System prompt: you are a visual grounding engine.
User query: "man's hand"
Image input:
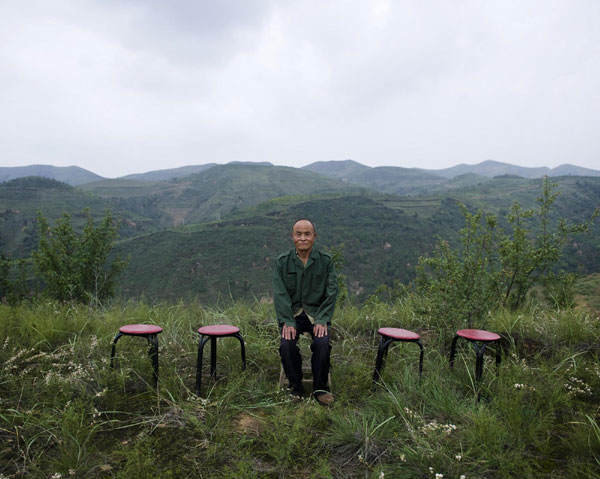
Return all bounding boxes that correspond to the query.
[314,323,328,338]
[281,324,297,340]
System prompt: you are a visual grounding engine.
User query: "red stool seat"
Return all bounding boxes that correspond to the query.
[373,327,424,384]
[196,324,246,396]
[378,327,420,341]
[120,324,163,335]
[198,325,240,336]
[456,329,500,342]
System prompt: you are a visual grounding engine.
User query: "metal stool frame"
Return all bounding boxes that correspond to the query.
[449,329,501,382]
[110,325,162,388]
[195,326,246,396]
[373,328,424,385]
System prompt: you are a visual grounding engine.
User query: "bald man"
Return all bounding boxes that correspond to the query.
[272,219,338,405]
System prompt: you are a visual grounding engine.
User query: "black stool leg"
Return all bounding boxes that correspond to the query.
[147,334,159,387]
[473,342,487,382]
[416,339,424,380]
[210,337,217,378]
[110,332,124,368]
[233,333,246,371]
[495,341,501,376]
[449,335,460,369]
[373,338,393,383]
[196,335,210,396]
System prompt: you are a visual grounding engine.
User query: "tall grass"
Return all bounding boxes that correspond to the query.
[1,299,599,478]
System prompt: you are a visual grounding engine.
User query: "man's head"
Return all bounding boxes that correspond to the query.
[292,219,316,254]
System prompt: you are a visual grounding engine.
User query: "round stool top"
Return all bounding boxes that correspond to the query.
[119,324,163,335]
[198,324,240,336]
[457,329,500,341]
[378,327,420,341]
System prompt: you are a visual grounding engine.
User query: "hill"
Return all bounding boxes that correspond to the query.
[304,160,600,192]
[0,177,159,257]
[0,165,104,185]
[114,194,455,302]
[114,175,600,303]
[82,163,366,226]
[119,164,217,182]
[301,159,371,181]
[1,168,598,304]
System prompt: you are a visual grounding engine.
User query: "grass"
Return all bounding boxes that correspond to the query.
[1,298,599,478]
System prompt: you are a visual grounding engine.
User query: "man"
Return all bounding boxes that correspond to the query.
[273,219,338,405]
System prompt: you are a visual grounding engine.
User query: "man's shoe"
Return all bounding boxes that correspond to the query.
[288,384,305,402]
[314,391,334,406]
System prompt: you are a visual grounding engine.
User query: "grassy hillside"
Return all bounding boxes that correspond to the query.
[0,177,159,257]
[112,175,600,303]
[84,163,366,227]
[1,299,599,478]
[2,172,598,304]
[113,194,462,302]
[119,164,217,182]
[0,165,104,185]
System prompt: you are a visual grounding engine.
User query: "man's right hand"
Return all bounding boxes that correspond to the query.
[281,324,297,340]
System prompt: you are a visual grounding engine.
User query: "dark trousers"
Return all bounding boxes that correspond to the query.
[279,312,331,395]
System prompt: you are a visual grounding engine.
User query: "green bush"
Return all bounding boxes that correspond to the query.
[32,209,128,304]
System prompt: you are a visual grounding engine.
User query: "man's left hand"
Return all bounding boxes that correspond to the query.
[314,323,328,338]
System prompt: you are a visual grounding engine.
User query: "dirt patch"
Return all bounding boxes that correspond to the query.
[233,412,262,435]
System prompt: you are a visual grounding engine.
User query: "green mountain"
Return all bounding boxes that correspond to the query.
[113,175,600,303]
[304,160,600,190]
[82,163,366,226]
[550,164,600,177]
[0,177,158,257]
[114,194,456,302]
[0,165,104,185]
[431,160,552,178]
[301,159,371,181]
[119,164,217,182]
[1,166,598,304]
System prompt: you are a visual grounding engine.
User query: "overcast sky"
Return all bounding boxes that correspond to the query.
[1,0,599,178]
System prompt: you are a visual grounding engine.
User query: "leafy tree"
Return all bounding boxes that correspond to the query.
[498,177,598,309]
[0,253,9,300]
[0,250,30,305]
[415,206,502,329]
[329,243,349,304]
[33,210,128,304]
[415,177,597,329]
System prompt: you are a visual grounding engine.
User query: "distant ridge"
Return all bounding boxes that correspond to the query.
[304,159,600,181]
[302,159,371,181]
[0,165,104,186]
[2,160,598,188]
[120,164,217,182]
[428,159,600,179]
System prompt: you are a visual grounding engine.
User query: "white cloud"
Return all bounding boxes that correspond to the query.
[0,0,599,177]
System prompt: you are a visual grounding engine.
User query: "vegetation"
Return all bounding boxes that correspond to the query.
[0,296,599,478]
[33,210,128,305]
[415,178,598,331]
[1,165,600,477]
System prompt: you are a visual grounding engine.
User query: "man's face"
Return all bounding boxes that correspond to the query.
[292,220,316,254]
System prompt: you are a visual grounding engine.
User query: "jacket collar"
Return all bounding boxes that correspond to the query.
[293,247,318,268]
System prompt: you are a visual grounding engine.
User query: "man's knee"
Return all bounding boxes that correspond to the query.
[311,335,330,352]
[280,338,298,355]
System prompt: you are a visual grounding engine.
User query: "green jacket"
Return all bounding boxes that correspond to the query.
[273,248,338,327]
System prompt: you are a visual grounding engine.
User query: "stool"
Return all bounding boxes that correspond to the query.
[449,329,501,382]
[196,324,246,396]
[110,324,163,387]
[373,327,424,384]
